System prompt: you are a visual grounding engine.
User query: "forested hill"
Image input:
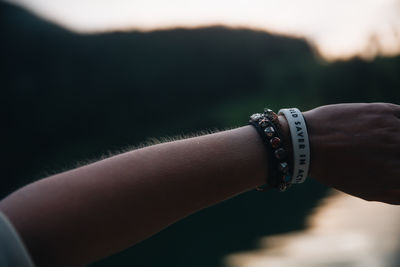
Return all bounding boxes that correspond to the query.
[1,0,314,104]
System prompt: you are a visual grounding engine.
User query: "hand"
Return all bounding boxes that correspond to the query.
[302,103,400,205]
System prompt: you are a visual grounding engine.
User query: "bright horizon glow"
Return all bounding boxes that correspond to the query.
[10,0,400,60]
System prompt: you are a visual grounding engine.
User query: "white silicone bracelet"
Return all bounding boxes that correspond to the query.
[278,108,310,184]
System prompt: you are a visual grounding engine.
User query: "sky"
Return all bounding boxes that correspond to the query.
[10,0,400,60]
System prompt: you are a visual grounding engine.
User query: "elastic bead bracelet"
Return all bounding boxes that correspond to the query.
[249,109,291,192]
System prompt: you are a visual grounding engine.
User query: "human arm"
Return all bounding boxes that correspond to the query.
[0,102,399,267]
[0,125,271,267]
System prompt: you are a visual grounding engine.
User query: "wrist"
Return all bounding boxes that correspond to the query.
[248,107,311,190]
[301,110,318,179]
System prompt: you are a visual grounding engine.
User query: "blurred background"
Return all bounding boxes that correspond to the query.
[1,0,400,266]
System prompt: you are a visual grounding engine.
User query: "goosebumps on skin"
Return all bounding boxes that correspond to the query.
[0,103,399,267]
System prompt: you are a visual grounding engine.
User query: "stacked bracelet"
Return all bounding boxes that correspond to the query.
[249,109,291,192]
[249,107,310,191]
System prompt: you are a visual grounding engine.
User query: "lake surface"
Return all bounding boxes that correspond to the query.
[224,190,400,267]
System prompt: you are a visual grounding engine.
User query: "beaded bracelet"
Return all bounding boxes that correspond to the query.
[249,109,291,192]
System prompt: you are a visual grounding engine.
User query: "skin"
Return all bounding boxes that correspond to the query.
[0,102,399,267]
[304,103,400,204]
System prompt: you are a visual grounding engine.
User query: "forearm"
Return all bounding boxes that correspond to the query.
[0,125,269,266]
[3,103,399,266]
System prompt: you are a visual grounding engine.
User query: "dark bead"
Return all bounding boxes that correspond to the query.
[264,108,273,114]
[274,148,286,159]
[270,137,281,148]
[271,113,279,122]
[264,126,275,137]
[265,110,278,122]
[279,182,288,192]
[258,118,269,127]
[250,113,263,122]
[278,162,289,173]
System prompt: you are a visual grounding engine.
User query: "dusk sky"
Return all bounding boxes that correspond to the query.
[10,0,400,59]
